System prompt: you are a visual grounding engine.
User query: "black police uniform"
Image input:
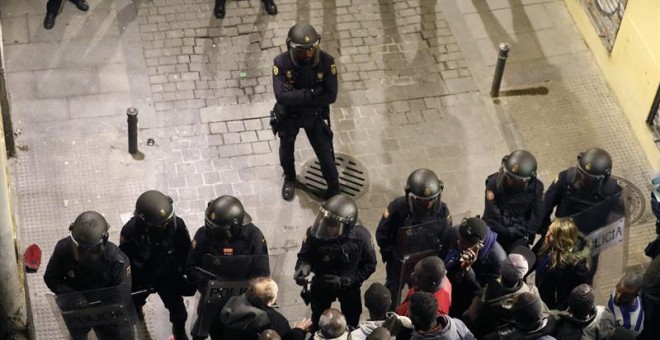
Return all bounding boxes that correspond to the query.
[542,167,623,283]
[482,172,544,253]
[272,50,339,193]
[297,224,376,328]
[119,216,191,326]
[44,237,131,339]
[542,167,623,229]
[376,196,451,309]
[186,223,269,340]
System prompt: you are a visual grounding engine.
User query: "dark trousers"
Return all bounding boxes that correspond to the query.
[310,281,362,328]
[191,294,225,340]
[133,285,187,325]
[46,0,65,14]
[384,259,404,311]
[278,114,339,189]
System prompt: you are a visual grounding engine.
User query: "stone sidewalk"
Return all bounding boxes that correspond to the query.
[0,0,655,338]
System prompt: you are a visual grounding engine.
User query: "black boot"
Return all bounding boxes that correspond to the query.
[264,0,277,15]
[69,0,89,12]
[214,2,226,19]
[43,13,56,30]
[282,177,296,201]
[172,322,188,340]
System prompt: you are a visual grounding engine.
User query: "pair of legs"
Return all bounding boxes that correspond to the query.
[213,0,277,19]
[310,281,362,329]
[278,114,340,200]
[133,286,188,340]
[44,0,89,29]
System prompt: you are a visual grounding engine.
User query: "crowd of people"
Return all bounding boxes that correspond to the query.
[37,20,660,340]
[42,144,660,340]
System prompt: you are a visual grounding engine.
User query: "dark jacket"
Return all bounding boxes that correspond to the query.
[376,196,452,263]
[444,228,506,317]
[542,168,622,234]
[464,279,547,338]
[554,306,615,339]
[273,50,338,115]
[483,313,559,340]
[220,294,305,340]
[640,253,660,340]
[185,223,269,290]
[119,216,191,290]
[535,233,593,310]
[483,173,544,251]
[44,237,131,294]
[410,315,475,340]
[296,224,376,287]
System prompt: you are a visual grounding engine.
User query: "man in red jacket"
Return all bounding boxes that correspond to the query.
[397,256,452,316]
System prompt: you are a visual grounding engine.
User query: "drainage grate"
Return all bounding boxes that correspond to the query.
[299,153,369,199]
[612,175,645,224]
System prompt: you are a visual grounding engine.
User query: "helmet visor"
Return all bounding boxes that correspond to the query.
[205,219,232,243]
[310,207,347,240]
[408,192,440,220]
[573,167,602,192]
[289,41,320,67]
[70,233,104,264]
[496,170,528,193]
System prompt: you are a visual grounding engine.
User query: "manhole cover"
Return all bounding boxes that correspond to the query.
[299,153,369,199]
[612,175,645,224]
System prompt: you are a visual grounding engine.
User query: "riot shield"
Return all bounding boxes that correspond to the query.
[46,283,138,340]
[570,191,625,235]
[192,254,284,338]
[393,220,450,305]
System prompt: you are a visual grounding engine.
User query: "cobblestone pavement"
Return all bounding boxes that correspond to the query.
[0,0,655,338]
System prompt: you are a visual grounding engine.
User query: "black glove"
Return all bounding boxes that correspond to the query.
[380,248,392,263]
[321,275,353,290]
[197,279,209,293]
[280,79,293,92]
[294,263,311,286]
[310,85,324,98]
[511,223,528,238]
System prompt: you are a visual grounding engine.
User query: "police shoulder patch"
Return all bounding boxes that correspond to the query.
[330,64,337,75]
[383,208,390,218]
[486,190,495,201]
[273,65,279,76]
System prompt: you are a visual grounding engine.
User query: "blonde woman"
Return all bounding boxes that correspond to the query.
[535,218,593,309]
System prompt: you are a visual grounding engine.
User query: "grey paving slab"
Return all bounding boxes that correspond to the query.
[67,92,133,118]
[0,15,29,44]
[5,71,37,100]
[34,68,98,98]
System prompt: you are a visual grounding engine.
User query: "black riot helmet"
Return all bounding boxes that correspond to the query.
[573,147,613,192]
[405,169,444,222]
[205,195,252,243]
[69,211,109,265]
[134,190,175,228]
[497,150,538,192]
[310,194,358,240]
[286,23,321,68]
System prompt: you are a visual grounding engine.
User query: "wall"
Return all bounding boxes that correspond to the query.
[566,0,660,172]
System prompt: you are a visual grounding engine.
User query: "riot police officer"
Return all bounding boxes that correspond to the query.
[186,195,269,340]
[119,190,192,340]
[44,211,132,339]
[294,194,377,328]
[541,148,623,283]
[542,148,623,232]
[375,169,452,309]
[272,22,340,201]
[213,0,277,19]
[482,150,544,253]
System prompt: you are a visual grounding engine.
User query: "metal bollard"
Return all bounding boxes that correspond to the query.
[126,107,138,154]
[490,43,510,98]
